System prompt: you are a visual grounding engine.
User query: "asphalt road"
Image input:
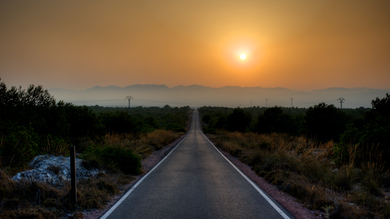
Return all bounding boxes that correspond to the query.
[102,110,294,219]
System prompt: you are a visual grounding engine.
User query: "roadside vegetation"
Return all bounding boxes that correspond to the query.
[0,81,192,218]
[199,93,390,218]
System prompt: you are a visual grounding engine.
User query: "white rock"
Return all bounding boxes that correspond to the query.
[12,154,99,185]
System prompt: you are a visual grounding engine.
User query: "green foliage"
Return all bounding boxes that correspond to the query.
[82,146,141,175]
[89,105,190,133]
[305,102,347,142]
[99,111,139,134]
[0,126,39,169]
[337,93,390,167]
[0,81,190,170]
[199,106,306,134]
[64,104,102,139]
[256,107,299,135]
[372,93,390,117]
[226,108,252,132]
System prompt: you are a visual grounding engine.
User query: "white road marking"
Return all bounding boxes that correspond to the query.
[200,130,291,219]
[100,131,190,219]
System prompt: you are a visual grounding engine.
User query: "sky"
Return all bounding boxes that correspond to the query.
[1,0,390,91]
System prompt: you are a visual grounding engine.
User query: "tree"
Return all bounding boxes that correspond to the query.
[226,108,252,132]
[337,94,390,166]
[305,103,346,142]
[371,93,390,118]
[256,107,299,135]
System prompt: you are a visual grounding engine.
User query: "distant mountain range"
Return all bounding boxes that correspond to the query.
[49,85,390,108]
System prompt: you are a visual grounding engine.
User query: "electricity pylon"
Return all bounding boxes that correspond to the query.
[265,98,268,108]
[290,98,294,107]
[125,96,133,113]
[337,97,345,109]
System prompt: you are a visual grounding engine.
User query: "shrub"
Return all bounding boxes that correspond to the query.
[101,147,141,175]
[0,127,39,170]
[226,108,252,132]
[256,107,299,135]
[305,103,346,142]
[83,146,141,175]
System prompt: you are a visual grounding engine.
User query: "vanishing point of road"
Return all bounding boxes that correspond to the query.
[101,110,295,219]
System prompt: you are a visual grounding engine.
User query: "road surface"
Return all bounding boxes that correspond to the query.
[101,110,294,219]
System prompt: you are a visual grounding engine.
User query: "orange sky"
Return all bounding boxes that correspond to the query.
[1,0,390,91]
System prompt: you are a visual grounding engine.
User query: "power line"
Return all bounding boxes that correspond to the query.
[337,97,345,109]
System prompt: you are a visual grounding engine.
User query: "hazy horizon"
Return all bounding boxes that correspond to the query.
[46,84,389,109]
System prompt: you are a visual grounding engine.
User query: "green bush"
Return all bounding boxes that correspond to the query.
[0,127,39,169]
[83,146,141,175]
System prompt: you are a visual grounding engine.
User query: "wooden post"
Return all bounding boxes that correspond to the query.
[70,146,77,205]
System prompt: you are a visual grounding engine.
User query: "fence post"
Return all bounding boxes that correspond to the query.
[70,146,77,205]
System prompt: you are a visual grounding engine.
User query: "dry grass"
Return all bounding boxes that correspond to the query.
[96,130,180,158]
[1,129,183,218]
[209,131,390,218]
[138,129,180,151]
[41,137,70,156]
[0,169,133,219]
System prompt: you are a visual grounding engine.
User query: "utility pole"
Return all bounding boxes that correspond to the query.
[290,98,294,107]
[265,98,268,108]
[250,101,253,107]
[125,96,133,113]
[337,97,345,109]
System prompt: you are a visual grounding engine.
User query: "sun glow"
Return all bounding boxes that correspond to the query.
[240,54,247,60]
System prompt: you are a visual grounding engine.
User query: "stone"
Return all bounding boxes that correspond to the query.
[12,154,99,185]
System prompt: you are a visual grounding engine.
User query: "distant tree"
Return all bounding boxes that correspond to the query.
[202,114,211,124]
[305,103,346,142]
[99,111,140,134]
[226,108,252,132]
[256,107,299,135]
[371,93,390,118]
[65,104,102,138]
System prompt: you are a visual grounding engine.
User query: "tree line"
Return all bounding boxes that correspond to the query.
[0,82,190,169]
[199,93,390,167]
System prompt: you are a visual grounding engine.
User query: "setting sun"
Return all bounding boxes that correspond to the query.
[240,54,246,60]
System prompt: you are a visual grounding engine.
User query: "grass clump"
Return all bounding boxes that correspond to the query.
[82,146,141,175]
[0,169,134,219]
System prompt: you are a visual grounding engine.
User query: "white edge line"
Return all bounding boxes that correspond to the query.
[200,130,291,219]
[100,130,190,219]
